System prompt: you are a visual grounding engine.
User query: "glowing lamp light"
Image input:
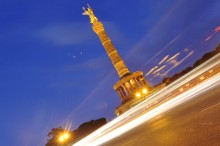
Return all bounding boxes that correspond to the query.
[200,76,204,80]
[142,89,148,94]
[58,132,70,143]
[136,92,141,98]
[59,136,64,142]
[64,133,69,139]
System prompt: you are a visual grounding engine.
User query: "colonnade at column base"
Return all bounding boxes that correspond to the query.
[115,82,166,116]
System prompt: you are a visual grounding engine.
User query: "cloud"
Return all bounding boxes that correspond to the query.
[127,0,220,72]
[102,21,131,47]
[46,56,112,89]
[64,56,111,72]
[199,0,220,27]
[33,21,129,47]
[34,22,95,45]
[95,102,108,110]
[184,48,189,52]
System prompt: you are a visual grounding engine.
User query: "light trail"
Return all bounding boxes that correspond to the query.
[205,25,220,41]
[74,74,220,146]
[162,50,194,77]
[152,65,166,74]
[159,55,169,65]
[145,66,158,76]
[166,52,180,62]
[73,54,220,146]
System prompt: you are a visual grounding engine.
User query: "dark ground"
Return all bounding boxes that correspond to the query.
[104,82,220,146]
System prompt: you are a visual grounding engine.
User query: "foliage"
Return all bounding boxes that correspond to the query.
[46,127,73,146]
[161,44,220,85]
[46,118,107,146]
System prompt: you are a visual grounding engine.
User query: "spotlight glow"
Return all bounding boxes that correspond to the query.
[136,92,141,98]
[142,89,148,94]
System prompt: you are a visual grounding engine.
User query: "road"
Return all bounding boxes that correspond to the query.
[73,54,220,146]
[104,79,220,146]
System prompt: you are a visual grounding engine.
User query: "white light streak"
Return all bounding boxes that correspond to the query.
[145,66,158,76]
[167,52,180,62]
[162,51,194,77]
[73,54,220,146]
[152,65,166,74]
[74,74,220,146]
[159,55,169,65]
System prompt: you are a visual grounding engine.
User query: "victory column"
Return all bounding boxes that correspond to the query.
[83,5,151,115]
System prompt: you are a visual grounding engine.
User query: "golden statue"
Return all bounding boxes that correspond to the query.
[82,4,151,116]
[82,4,98,23]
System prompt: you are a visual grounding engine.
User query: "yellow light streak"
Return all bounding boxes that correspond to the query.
[73,74,220,146]
[167,52,180,62]
[146,66,158,76]
[159,55,169,65]
[152,65,166,74]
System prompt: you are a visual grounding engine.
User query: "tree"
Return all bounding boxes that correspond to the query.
[45,118,107,145]
[161,44,220,86]
[46,127,73,146]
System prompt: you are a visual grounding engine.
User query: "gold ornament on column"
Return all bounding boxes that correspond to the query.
[83,4,130,78]
[83,4,152,115]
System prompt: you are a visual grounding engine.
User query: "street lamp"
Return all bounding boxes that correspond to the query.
[135,92,141,98]
[58,132,70,143]
[142,88,148,94]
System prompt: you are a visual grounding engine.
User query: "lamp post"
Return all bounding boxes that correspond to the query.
[58,132,70,145]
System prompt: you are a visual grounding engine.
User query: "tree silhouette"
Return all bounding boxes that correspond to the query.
[46,127,73,146]
[161,44,220,85]
[45,118,107,145]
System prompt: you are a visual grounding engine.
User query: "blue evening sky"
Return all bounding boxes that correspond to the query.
[0,0,220,145]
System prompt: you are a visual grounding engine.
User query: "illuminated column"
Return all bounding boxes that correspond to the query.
[116,90,123,101]
[83,5,152,115]
[83,5,130,78]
